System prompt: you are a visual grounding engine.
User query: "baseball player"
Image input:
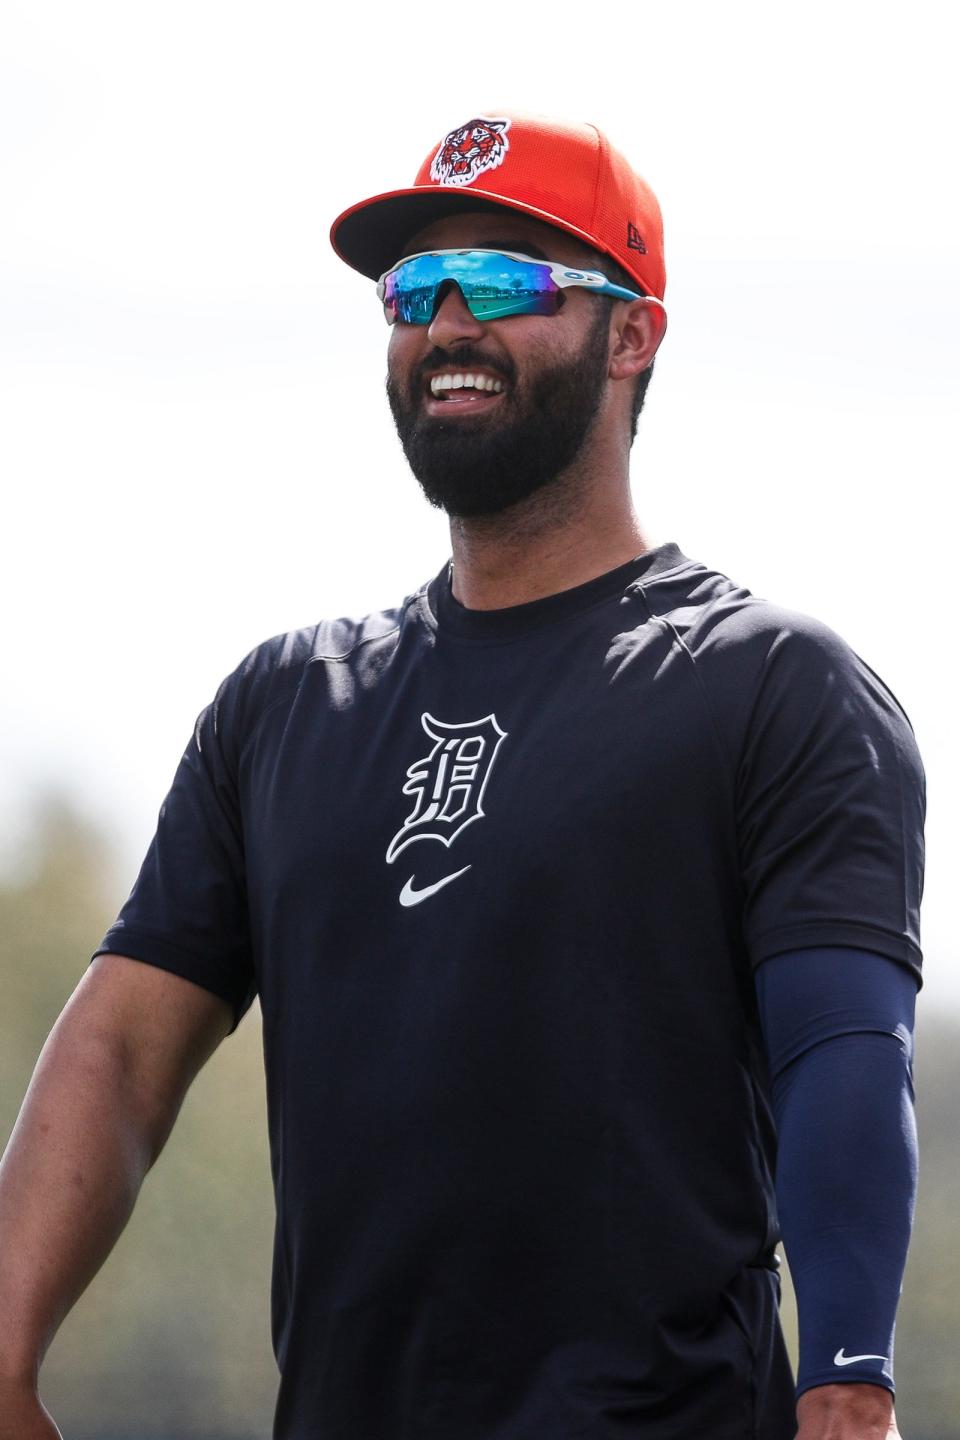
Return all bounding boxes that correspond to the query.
[0,114,924,1440]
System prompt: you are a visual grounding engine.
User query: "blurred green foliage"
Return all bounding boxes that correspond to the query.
[1,796,957,1437]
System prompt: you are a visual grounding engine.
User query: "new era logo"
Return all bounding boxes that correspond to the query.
[627,221,647,254]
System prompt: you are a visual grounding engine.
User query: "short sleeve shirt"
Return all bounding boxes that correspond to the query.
[95,541,925,1439]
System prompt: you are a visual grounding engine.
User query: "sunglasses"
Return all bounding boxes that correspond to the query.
[377,248,658,326]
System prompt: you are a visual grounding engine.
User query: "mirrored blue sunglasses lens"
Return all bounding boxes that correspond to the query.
[383,252,560,324]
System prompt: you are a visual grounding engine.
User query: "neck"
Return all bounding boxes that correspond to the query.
[446,450,650,610]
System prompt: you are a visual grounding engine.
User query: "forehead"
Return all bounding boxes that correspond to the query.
[399,209,597,267]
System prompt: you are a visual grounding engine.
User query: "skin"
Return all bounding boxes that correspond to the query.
[387,209,667,610]
[795,1385,900,1439]
[0,956,233,1439]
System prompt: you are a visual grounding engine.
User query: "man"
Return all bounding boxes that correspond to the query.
[0,114,924,1440]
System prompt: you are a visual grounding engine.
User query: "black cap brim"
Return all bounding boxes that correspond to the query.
[329,186,603,282]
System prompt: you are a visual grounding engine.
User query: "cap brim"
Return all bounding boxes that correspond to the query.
[329,186,614,282]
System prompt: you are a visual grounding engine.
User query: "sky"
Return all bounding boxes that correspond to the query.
[2,1,957,1005]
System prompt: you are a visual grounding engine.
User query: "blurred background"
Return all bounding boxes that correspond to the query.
[2,0,957,1435]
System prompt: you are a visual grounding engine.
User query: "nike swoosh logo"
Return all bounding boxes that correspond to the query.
[834,1349,888,1366]
[399,866,472,907]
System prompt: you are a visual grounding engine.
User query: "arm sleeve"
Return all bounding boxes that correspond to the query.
[92,666,257,1034]
[755,944,919,1400]
[735,614,926,981]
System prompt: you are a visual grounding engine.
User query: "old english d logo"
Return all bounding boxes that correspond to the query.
[386,713,507,901]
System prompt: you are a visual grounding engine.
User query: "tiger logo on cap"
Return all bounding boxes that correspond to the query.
[429,118,510,188]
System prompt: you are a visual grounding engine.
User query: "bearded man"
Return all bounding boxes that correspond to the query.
[0,114,925,1440]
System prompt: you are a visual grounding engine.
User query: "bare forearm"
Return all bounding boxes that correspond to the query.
[0,1018,155,1380]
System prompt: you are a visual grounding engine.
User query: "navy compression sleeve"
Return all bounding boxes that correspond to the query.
[754,946,918,1399]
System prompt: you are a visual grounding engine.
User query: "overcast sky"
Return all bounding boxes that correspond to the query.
[2,1,957,1006]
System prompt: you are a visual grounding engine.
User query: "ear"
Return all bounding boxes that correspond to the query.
[608,298,667,381]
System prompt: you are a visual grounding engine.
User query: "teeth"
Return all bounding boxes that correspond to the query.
[429,373,505,397]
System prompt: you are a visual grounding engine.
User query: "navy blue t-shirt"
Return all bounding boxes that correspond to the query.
[94,541,925,1439]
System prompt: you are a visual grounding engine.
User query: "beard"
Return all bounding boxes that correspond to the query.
[385,304,611,518]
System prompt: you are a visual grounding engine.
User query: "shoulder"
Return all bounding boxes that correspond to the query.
[644,552,903,694]
[694,595,870,703]
[200,586,424,755]
[642,555,922,759]
[642,556,854,670]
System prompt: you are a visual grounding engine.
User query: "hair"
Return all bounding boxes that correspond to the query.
[566,242,656,444]
[591,250,656,443]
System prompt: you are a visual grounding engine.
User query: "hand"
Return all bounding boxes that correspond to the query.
[0,1378,63,1440]
[796,1382,900,1439]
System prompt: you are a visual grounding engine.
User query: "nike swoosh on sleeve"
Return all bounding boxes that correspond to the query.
[833,1349,888,1366]
[399,866,472,907]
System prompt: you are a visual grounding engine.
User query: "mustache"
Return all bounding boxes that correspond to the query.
[412,346,516,392]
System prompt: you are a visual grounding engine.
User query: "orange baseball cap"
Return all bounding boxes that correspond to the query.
[329,112,666,301]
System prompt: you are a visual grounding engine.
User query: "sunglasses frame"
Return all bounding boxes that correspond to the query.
[376,248,662,326]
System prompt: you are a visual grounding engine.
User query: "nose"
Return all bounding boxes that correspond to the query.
[427,281,487,349]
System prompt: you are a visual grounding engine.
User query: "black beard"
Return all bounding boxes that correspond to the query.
[385,305,611,518]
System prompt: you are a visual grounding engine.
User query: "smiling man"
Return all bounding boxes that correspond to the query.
[382,214,656,524]
[0,114,925,1440]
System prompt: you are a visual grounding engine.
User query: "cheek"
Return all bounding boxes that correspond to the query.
[387,326,420,387]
